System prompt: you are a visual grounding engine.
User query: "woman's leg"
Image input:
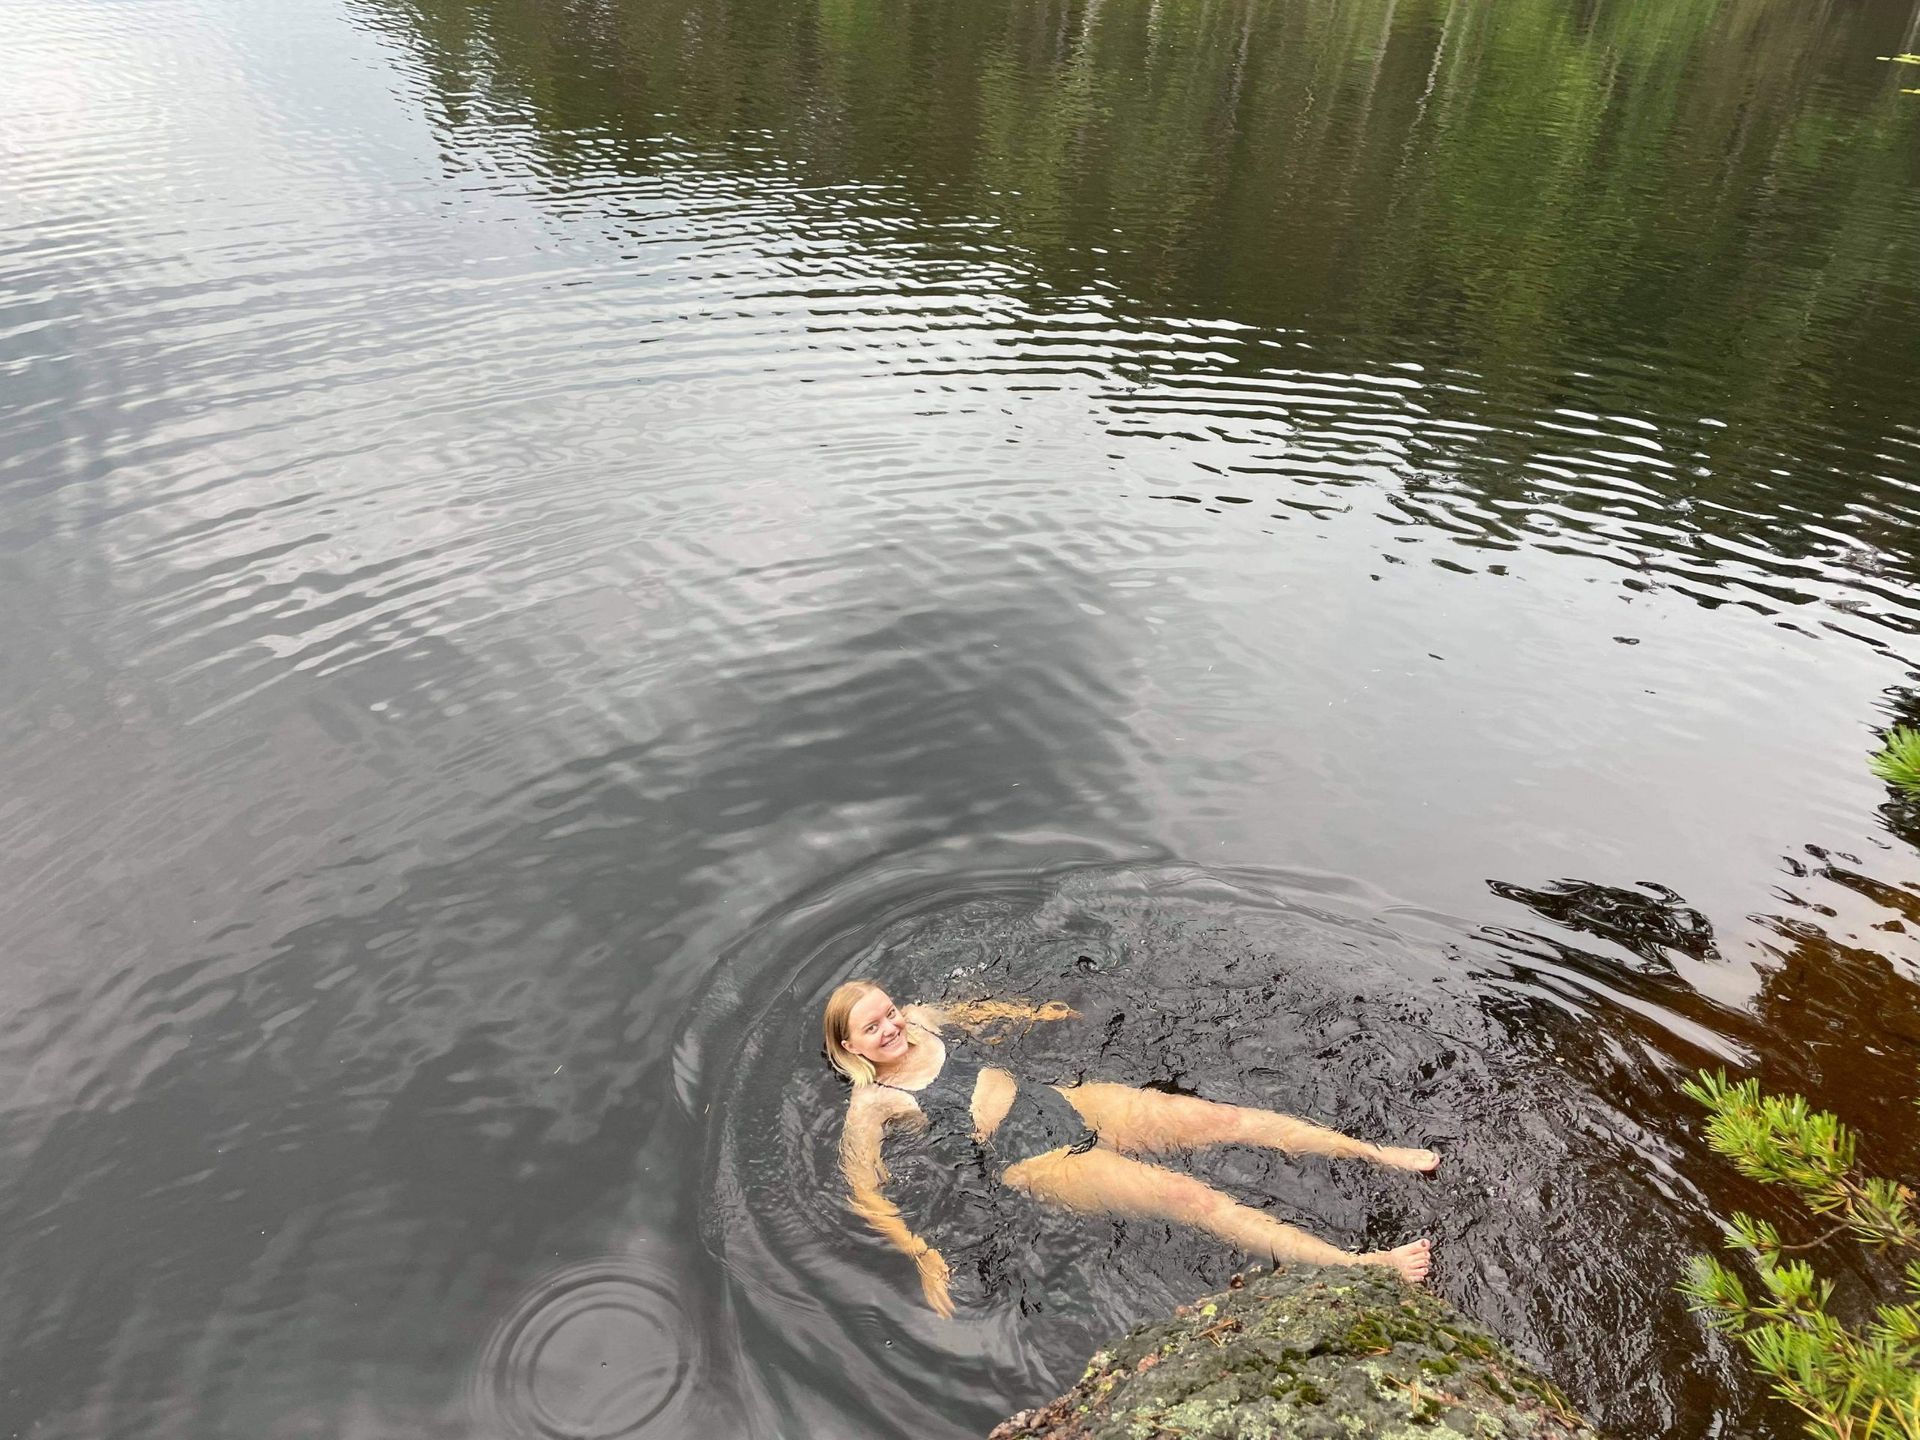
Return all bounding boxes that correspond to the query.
[1061,1083,1438,1172]
[1002,1146,1431,1282]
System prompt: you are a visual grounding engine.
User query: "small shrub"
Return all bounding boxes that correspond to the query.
[1681,1070,1920,1439]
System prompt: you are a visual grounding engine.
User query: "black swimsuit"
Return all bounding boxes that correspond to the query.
[899,1030,1098,1172]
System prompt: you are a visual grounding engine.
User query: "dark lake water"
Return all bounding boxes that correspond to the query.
[5,0,1920,1435]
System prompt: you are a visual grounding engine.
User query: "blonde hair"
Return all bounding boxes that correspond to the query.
[822,978,913,1085]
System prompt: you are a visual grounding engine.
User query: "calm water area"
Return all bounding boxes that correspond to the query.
[5,0,1920,1435]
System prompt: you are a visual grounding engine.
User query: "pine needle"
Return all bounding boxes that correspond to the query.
[1869,726,1920,796]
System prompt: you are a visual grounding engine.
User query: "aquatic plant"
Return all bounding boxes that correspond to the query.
[1681,1070,1920,1439]
[1870,727,1920,796]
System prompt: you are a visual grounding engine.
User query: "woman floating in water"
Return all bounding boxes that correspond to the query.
[824,980,1438,1317]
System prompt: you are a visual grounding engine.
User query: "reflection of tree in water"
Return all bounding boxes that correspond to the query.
[1488,877,1719,967]
[1486,857,1920,1434]
[1489,856,1920,1159]
[1744,895,1920,1162]
[359,0,1920,598]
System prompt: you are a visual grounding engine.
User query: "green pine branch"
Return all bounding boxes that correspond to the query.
[1869,727,1920,797]
[1680,1069,1920,1440]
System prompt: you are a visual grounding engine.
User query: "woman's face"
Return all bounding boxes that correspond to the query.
[840,988,911,1067]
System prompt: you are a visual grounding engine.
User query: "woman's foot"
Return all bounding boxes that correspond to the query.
[1373,1145,1440,1173]
[1361,1238,1433,1284]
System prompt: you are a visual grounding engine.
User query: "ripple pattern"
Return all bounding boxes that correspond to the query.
[473,1255,698,1440]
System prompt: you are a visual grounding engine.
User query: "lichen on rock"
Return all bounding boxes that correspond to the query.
[987,1264,1600,1440]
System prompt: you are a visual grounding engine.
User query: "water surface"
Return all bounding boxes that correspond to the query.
[3,0,1920,1435]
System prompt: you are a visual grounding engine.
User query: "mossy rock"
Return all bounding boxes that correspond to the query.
[987,1264,1600,1440]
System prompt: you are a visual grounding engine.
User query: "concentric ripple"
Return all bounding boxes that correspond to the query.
[472,1254,698,1440]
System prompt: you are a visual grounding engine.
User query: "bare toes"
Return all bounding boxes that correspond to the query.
[1389,1239,1432,1284]
[1357,1238,1434,1285]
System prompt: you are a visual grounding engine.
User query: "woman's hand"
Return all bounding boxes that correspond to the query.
[915,1246,954,1318]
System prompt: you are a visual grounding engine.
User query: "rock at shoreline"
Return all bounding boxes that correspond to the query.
[987,1264,1600,1440]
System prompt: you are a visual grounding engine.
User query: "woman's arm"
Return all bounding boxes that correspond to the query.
[840,1088,953,1317]
[921,997,1079,1037]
